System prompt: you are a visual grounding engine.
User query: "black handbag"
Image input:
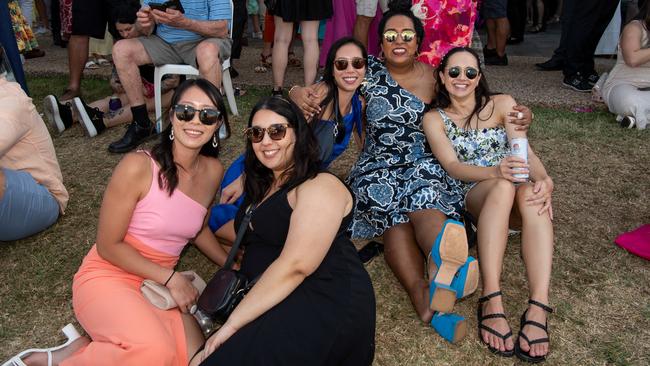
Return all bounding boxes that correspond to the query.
[196,204,256,325]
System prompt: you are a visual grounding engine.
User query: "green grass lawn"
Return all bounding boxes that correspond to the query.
[1,76,649,365]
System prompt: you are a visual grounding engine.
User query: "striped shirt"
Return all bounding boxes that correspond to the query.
[143,0,231,43]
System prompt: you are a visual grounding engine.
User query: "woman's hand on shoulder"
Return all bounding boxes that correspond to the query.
[289,83,328,120]
[495,94,533,132]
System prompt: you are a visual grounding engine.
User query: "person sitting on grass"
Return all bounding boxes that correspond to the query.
[198,96,375,365]
[0,47,68,242]
[210,37,367,243]
[42,0,181,138]
[423,46,555,362]
[2,79,230,365]
[601,2,650,130]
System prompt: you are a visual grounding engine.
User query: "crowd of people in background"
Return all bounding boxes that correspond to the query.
[1,0,648,364]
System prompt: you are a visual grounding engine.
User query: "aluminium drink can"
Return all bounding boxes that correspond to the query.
[510,138,529,180]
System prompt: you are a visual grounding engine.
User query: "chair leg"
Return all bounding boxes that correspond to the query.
[221,68,239,116]
[154,67,164,133]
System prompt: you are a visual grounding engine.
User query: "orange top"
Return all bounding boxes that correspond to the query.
[0,78,68,213]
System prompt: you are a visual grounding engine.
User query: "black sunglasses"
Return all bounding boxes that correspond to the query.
[447,66,479,80]
[244,123,292,143]
[172,104,222,125]
[383,29,416,43]
[334,57,366,71]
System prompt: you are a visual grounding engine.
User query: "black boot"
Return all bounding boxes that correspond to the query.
[108,122,155,153]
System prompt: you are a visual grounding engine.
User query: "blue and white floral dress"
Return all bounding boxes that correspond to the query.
[347,56,465,239]
[437,108,509,196]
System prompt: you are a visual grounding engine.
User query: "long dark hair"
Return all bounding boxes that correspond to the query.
[151,79,229,195]
[377,0,425,51]
[434,47,494,129]
[317,37,367,144]
[244,97,320,203]
[112,0,139,26]
[633,1,650,30]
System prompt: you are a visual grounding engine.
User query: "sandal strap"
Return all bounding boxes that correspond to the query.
[479,323,513,340]
[482,313,507,320]
[523,319,548,332]
[478,290,502,303]
[529,299,553,313]
[519,329,550,346]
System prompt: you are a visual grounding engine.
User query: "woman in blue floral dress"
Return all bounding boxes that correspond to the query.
[423,47,555,362]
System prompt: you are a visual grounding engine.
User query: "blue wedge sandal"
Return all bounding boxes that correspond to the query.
[428,219,469,313]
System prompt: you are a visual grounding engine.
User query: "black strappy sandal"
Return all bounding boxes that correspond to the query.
[477,291,515,357]
[515,299,553,363]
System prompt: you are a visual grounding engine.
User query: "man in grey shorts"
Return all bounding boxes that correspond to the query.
[109,0,232,154]
[482,0,510,66]
[354,0,389,50]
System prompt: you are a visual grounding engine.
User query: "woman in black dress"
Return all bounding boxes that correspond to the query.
[199,97,375,366]
[271,0,333,94]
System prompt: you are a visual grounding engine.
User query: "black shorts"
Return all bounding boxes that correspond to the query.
[71,0,118,39]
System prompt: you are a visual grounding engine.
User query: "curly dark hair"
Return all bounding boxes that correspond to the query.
[377,0,425,52]
[317,37,367,144]
[433,47,495,129]
[244,97,321,203]
[151,79,229,195]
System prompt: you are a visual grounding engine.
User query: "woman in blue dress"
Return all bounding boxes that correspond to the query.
[291,0,534,343]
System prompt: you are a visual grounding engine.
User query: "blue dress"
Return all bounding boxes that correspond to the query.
[347,56,465,239]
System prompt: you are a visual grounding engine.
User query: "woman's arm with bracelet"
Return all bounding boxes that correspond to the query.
[95,152,198,311]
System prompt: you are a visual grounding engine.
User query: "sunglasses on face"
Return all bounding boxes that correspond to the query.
[383,29,416,43]
[172,104,222,125]
[447,66,479,80]
[334,57,366,71]
[244,123,292,143]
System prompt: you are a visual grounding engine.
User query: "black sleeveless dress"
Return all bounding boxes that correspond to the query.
[273,0,333,22]
[201,179,376,366]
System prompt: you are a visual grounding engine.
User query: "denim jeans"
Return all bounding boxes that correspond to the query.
[0,168,60,241]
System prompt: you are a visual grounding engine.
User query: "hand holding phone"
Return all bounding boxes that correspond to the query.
[148,0,185,13]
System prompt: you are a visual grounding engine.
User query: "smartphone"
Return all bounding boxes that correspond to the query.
[149,0,185,13]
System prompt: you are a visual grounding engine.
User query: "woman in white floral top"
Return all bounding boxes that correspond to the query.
[423,47,555,363]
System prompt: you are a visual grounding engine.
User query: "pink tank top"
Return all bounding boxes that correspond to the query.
[127,155,207,256]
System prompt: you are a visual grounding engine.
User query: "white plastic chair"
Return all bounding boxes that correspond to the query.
[153,0,238,133]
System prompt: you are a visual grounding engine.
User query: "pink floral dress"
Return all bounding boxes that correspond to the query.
[412,0,478,68]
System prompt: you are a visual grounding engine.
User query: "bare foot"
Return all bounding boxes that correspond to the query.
[518,305,550,358]
[479,296,514,353]
[22,336,90,366]
[413,279,435,323]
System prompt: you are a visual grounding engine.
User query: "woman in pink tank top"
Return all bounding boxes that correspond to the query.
[5,79,230,366]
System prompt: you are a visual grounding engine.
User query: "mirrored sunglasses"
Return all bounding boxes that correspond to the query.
[244,123,292,143]
[334,57,366,71]
[447,66,479,80]
[172,104,222,125]
[383,29,416,43]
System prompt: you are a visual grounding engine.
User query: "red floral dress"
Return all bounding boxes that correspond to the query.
[412,0,478,68]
